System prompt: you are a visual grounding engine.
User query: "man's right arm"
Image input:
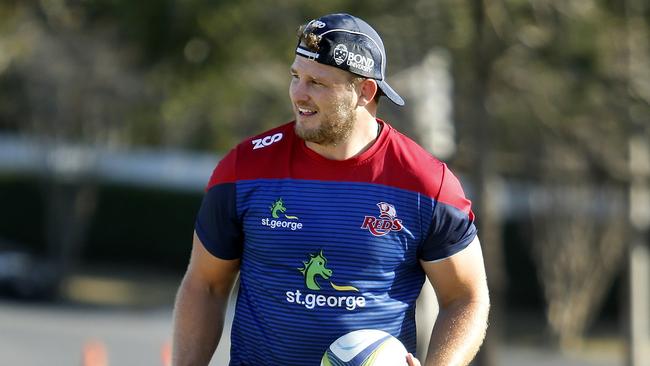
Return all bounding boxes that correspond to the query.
[172,232,240,366]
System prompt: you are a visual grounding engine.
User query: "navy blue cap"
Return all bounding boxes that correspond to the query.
[296,13,405,106]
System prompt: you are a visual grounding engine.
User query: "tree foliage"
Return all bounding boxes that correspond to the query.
[0,0,649,347]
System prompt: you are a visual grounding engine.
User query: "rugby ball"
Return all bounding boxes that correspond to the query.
[320,329,408,366]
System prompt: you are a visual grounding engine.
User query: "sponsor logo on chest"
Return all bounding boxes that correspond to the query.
[360,202,403,236]
[252,132,283,150]
[261,198,303,231]
[286,250,365,311]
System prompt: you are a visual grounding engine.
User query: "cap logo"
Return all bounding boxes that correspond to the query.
[294,14,405,106]
[333,44,348,65]
[311,20,326,28]
[347,51,374,73]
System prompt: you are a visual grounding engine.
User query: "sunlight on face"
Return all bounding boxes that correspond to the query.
[289,57,358,146]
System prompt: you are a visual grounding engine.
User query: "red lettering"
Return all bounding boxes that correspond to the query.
[361,216,375,229]
[362,216,404,236]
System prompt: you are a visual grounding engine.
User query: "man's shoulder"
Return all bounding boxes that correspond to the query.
[237,122,295,153]
[206,122,295,189]
[235,121,295,168]
[385,125,446,173]
[380,123,454,198]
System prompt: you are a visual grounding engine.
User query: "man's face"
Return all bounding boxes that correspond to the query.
[289,56,359,146]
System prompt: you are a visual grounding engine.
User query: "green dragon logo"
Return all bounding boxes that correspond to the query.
[270,198,299,220]
[298,250,359,292]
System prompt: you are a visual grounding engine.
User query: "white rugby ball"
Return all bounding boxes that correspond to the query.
[320,329,408,366]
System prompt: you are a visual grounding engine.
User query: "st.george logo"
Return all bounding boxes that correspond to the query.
[262,198,303,231]
[286,250,365,311]
[361,202,403,236]
[270,198,298,220]
[252,132,283,150]
[298,250,358,291]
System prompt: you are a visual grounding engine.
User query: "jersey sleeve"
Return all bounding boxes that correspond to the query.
[194,148,243,260]
[419,164,477,262]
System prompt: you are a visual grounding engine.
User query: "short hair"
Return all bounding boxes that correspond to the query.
[297,24,321,51]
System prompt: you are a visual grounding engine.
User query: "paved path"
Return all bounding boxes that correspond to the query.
[0,269,626,365]
[0,300,624,366]
[0,301,171,365]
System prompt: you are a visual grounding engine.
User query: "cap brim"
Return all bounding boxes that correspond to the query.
[377,80,404,106]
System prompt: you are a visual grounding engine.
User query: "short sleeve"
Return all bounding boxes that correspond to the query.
[194,149,243,259]
[419,164,477,262]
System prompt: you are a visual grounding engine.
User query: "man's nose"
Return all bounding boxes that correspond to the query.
[290,80,309,102]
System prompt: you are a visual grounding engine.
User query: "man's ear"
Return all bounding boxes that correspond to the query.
[356,79,378,107]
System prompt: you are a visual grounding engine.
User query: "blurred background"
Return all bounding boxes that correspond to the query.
[0,0,648,365]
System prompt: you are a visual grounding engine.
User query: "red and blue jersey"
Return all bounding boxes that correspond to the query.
[195,120,476,365]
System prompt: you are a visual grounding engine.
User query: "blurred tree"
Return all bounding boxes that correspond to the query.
[0,0,648,357]
[446,1,507,365]
[466,0,648,350]
[0,0,149,294]
[625,0,650,364]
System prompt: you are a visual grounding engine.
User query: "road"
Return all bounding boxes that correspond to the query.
[0,268,625,365]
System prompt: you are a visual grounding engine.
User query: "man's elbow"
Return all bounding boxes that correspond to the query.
[440,285,490,312]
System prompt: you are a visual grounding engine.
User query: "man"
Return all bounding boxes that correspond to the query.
[173,13,489,366]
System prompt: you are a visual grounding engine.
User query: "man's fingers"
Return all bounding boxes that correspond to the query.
[406,353,421,366]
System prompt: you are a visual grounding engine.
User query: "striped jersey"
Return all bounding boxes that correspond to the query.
[195,120,477,365]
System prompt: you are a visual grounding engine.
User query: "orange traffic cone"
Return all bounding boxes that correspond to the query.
[161,340,172,366]
[81,339,108,366]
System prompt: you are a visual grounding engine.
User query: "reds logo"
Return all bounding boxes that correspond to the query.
[361,202,403,237]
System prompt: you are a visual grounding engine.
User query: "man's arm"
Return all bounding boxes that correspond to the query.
[172,232,240,366]
[410,237,490,366]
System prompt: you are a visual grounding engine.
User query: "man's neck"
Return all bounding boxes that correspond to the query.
[305,115,380,161]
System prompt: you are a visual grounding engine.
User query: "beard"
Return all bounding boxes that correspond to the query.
[294,98,356,146]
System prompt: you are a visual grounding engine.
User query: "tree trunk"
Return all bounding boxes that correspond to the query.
[469,1,505,365]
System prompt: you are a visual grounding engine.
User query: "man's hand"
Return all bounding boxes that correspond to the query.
[406,353,421,366]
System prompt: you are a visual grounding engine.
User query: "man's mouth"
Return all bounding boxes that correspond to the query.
[298,107,317,116]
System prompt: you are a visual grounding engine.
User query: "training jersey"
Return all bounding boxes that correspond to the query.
[195,120,477,366]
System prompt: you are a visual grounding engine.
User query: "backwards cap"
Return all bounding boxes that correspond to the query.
[296,13,405,106]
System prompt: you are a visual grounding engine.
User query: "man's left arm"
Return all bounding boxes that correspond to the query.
[408,237,490,366]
